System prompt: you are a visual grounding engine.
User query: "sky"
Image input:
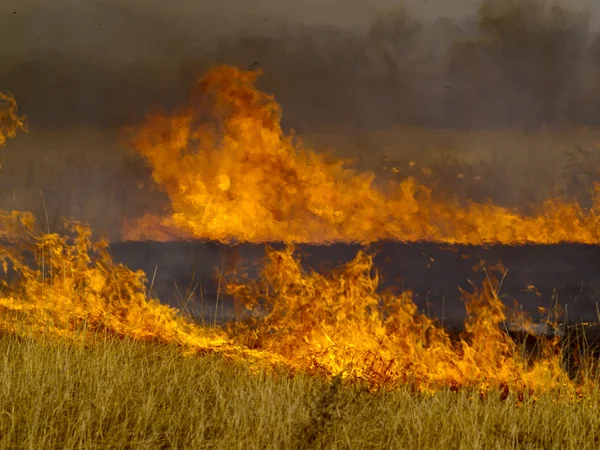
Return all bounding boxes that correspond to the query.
[2,0,596,25]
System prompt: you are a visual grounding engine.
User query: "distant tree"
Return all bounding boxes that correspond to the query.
[363,7,423,125]
[448,0,590,127]
[366,7,422,77]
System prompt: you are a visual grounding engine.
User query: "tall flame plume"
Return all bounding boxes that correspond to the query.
[126,65,600,245]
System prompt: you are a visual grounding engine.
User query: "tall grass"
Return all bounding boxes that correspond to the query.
[0,331,598,449]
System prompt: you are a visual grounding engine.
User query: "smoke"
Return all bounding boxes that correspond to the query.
[1,0,598,131]
[1,0,600,238]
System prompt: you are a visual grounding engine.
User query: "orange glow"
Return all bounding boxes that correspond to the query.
[125,65,600,245]
[0,215,583,397]
[0,92,27,148]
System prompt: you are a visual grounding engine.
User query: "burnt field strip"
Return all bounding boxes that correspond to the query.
[107,240,600,377]
[108,240,600,327]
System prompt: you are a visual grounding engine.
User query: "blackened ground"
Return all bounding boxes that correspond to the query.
[107,241,600,328]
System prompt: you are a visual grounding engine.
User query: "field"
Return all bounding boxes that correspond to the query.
[0,332,599,450]
[5,68,600,449]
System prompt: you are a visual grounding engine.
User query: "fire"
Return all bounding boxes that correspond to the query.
[125,65,600,245]
[0,92,285,372]
[0,85,593,400]
[0,213,290,372]
[0,214,582,397]
[225,246,573,396]
[0,92,27,148]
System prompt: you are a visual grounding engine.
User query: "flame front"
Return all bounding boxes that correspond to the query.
[0,213,289,373]
[0,215,579,397]
[225,246,572,396]
[125,65,600,245]
[0,86,594,400]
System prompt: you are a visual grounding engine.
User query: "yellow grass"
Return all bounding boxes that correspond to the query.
[0,332,596,449]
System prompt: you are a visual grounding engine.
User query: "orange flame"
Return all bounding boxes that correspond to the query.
[0,214,583,397]
[125,65,600,245]
[225,246,572,396]
[0,76,592,400]
[0,92,27,148]
[0,213,290,372]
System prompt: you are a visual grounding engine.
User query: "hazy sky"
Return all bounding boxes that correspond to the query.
[2,0,597,25]
[0,0,598,62]
[209,0,597,27]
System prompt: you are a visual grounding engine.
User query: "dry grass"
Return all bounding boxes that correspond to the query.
[0,331,597,449]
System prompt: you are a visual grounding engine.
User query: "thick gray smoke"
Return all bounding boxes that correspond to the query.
[181,2,599,131]
[1,0,599,130]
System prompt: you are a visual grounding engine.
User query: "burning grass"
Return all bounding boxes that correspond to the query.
[125,65,600,245]
[1,333,600,449]
[0,214,593,399]
[225,246,577,397]
[0,213,291,374]
[2,75,600,447]
[0,82,599,401]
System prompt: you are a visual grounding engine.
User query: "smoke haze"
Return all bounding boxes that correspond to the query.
[1,0,600,239]
[1,0,600,130]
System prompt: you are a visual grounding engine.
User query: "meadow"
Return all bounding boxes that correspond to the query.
[0,331,599,450]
